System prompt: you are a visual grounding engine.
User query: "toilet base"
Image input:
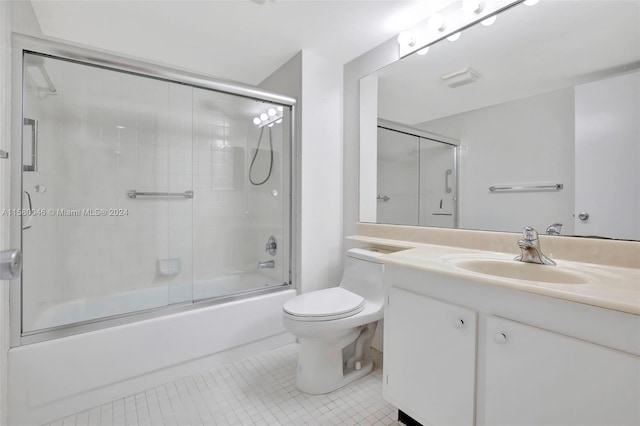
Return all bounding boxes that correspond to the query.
[294,326,376,394]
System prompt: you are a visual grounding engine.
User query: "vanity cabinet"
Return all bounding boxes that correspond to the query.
[384,287,477,426]
[485,316,640,426]
[383,264,640,426]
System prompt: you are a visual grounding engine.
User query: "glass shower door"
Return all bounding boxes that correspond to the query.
[418,138,457,228]
[20,53,194,333]
[191,87,290,301]
[376,127,419,226]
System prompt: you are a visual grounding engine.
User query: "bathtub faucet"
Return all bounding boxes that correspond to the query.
[257,260,275,270]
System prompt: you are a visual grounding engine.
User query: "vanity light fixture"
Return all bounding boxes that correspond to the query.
[428,13,447,32]
[397,31,416,47]
[417,46,430,55]
[396,0,519,58]
[462,0,484,14]
[481,15,497,26]
[253,107,284,127]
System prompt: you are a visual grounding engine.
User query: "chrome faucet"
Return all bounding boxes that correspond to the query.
[515,226,556,266]
[257,260,275,270]
[546,223,563,236]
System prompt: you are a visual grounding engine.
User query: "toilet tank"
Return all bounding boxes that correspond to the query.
[339,248,388,301]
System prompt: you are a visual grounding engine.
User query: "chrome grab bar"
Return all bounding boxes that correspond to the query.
[489,183,563,193]
[127,190,194,199]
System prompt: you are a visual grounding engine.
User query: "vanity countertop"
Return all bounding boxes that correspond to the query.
[348,235,640,315]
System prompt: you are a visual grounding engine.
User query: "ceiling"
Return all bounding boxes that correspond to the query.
[375,0,640,125]
[30,0,455,86]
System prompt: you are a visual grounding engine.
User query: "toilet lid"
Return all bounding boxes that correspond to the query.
[283,288,365,320]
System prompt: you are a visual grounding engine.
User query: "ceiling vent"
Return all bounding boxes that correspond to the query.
[440,67,481,88]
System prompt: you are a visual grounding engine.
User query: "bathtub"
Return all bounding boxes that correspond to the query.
[31,272,285,331]
[9,282,296,426]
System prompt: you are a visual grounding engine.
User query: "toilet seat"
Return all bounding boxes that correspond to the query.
[283,287,365,322]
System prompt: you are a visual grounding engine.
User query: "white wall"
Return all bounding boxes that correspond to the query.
[359,75,378,223]
[343,38,399,238]
[0,2,43,424]
[260,50,344,294]
[417,88,576,234]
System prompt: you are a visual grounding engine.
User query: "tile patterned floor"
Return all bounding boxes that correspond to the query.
[45,344,399,426]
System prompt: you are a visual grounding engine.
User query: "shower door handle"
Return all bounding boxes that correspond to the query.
[445,169,453,193]
[23,118,38,172]
[0,249,22,280]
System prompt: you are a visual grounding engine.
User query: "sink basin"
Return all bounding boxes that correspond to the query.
[453,259,588,284]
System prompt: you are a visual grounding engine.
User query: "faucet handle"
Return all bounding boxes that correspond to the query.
[546,223,563,235]
[522,226,538,241]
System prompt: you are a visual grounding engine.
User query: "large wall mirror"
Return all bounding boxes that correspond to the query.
[359,0,640,241]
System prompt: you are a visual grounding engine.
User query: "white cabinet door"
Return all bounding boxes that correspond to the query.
[384,287,477,426]
[485,316,640,426]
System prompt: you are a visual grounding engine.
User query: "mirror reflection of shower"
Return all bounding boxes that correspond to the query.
[377,122,459,228]
[249,106,284,185]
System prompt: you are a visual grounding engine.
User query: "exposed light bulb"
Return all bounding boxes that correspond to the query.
[481,15,497,26]
[463,0,483,14]
[397,31,415,47]
[524,0,539,5]
[252,117,261,125]
[428,13,447,32]
[260,113,268,121]
[267,108,277,117]
[276,119,283,124]
[447,32,461,42]
[417,46,430,56]
[268,123,274,127]
[277,106,284,112]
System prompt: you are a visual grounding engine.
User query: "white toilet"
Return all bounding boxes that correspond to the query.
[282,247,387,394]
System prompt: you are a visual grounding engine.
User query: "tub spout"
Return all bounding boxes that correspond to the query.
[257,260,275,270]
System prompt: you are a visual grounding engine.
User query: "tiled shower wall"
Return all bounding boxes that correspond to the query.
[21,55,288,332]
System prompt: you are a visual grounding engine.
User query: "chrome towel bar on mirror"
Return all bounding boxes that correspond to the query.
[127,190,194,199]
[489,183,563,193]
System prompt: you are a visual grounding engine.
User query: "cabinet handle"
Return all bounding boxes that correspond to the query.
[453,318,465,329]
[494,332,507,344]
